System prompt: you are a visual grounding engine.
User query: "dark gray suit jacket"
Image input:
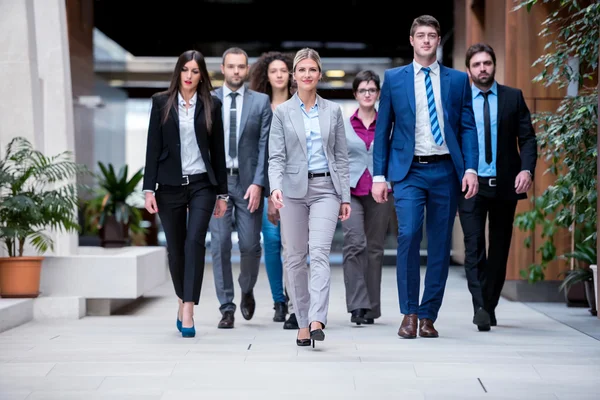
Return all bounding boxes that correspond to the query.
[212,86,272,191]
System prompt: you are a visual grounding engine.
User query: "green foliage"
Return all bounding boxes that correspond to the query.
[513,0,599,283]
[0,137,86,257]
[94,162,146,236]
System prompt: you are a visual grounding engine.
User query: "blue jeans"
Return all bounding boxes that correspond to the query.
[262,198,286,303]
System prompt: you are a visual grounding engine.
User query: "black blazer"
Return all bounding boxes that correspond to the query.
[495,84,538,200]
[142,91,228,195]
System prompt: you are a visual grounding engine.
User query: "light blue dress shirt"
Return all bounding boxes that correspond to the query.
[472,81,498,177]
[297,96,329,173]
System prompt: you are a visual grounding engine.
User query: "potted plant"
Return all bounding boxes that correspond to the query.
[559,242,597,316]
[0,137,83,298]
[94,162,145,248]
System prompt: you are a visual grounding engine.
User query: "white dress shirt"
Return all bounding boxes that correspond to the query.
[178,92,207,175]
[373,60,476,183]
[222,85,245,169]
[413,60,449,156]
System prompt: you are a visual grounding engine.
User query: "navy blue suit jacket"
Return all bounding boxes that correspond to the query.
[373,62,478,183]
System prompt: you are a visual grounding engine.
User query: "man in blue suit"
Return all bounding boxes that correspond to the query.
[372,15,479,338]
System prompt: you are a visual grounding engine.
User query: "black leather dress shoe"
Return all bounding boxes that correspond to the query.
[473,307,491,332]
[283,313,299,330]
[273,302,287,322]
[364,318,375,324]
[218,311,235,329]
[240,291,256,320]
[490,311,497,326]
[350,309,368,325]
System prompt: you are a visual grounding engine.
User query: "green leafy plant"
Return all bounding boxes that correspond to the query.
[513,0,598,282]
[0,137,85,257]
[94,162,146,236]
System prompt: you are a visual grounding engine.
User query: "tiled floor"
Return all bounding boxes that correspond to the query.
[1,264,599,400]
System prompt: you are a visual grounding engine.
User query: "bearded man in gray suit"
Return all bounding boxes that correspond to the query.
[210,47,272,329]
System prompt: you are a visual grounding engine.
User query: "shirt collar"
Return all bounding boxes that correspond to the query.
[413,59,440,76]
[223,84,245,100]
[471,81,498,97]
[294,92,318,110]
[178,92,197,107]
[350,108,378,125]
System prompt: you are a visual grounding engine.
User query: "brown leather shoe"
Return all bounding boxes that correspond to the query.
[419,318,439,338]
[218,311,235,329]
[398,314,418,338]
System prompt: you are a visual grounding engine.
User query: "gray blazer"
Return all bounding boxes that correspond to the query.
[268,93,351,204]
[344,117,373,188]
[212,86,272,190]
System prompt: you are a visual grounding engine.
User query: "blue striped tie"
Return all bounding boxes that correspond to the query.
[422,67,444,146]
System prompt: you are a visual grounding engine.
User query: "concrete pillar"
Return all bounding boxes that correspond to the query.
[0,0,78,256]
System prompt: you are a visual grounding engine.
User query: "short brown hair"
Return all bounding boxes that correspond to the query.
[465,43,497,68]
[410,15,441,37]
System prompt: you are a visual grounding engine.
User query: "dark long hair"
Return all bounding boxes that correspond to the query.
[249,51,293,100]
[162,50,215,132]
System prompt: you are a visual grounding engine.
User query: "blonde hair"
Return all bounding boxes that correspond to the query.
[292,48,322,72]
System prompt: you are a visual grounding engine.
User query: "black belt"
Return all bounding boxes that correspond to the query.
[181,173,208,185]
[413,154,452,164]
[227,168,239,176]
[308,172,331,179]
[479,176,497,187]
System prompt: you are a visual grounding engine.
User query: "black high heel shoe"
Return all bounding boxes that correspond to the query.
[309,321,325,348]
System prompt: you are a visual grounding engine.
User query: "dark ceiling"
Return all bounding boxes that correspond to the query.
[93,0,455,63]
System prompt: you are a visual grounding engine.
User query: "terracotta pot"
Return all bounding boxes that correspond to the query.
[100,215,129,248]
[0,256,44,298]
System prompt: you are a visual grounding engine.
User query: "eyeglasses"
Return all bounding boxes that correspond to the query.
[357,89,378,95]
[414,33,439,40]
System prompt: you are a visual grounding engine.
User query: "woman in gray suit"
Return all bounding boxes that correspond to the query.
[268,48,351,348]
[342,70,395,326]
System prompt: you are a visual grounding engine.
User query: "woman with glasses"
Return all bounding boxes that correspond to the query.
[342,70,395,325]
[269,48,351,348]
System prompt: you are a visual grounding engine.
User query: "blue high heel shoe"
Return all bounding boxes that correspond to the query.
[181,319,195,338]
[176,316,182,332]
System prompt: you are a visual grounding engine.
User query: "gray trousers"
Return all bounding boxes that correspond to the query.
[209,174,263,314]
[279,177,340,328]
[280,222,294,313]
[342,193,394,318]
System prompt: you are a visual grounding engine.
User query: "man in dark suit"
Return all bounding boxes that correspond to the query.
[210,47,272,329]
[372,15,479,338]
[459,43,537,331]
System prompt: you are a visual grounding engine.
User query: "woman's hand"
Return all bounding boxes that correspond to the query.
[339,202,351,221]
[213,199,227,218]
[145,192,158,214]
[271,189,285,209]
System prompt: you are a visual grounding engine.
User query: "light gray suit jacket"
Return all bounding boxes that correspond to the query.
[212,86,272,191]
[268,93,351,204]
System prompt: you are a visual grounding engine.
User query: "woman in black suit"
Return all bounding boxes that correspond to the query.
[143,50,228,338]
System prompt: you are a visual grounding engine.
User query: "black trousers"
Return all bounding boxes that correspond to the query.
[458,181,518,315]
[156,176,216,305]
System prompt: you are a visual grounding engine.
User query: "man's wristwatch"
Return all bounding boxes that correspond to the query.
[217,194,229,203]
[523,170,533,178]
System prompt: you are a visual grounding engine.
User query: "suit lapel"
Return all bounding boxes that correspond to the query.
[194,93,204,121]
[439,64,451,112]
[288,99,307,157]
[405,64,415,116]
[317,96,331,149]
[497,84,506,137]
[238,89,252,137]
[169,99,179,130]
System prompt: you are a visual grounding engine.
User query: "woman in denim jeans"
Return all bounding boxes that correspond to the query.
[249,51,298,329]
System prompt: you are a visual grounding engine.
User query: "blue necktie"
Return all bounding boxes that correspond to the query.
[422,67,444,146]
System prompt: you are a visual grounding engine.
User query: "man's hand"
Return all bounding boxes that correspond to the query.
[244,184,262,213]
[267,196,280,226]
[271,189,284,209]
[515,170,533,194]
[213,199,227,218]
[339,203,351,221]
[462,172,479,199]
[371,182,388,203]
[145,192,158,214]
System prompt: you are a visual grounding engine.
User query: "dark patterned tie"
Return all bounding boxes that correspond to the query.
[229,92,239,159]
[482,91,492,164]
